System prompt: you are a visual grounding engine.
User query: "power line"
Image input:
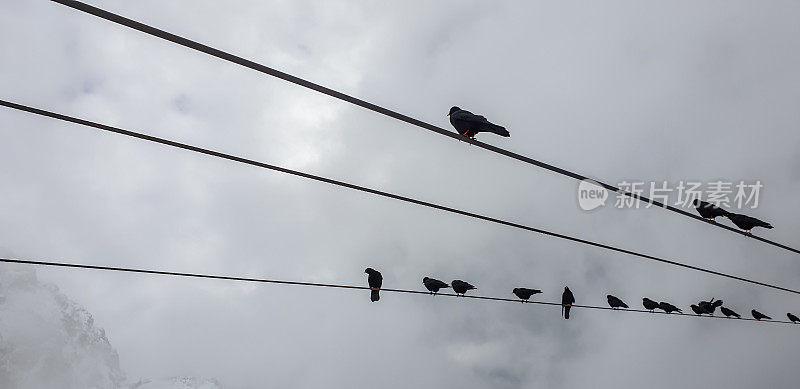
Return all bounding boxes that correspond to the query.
[49,0,800,256]
[0,257,795,326]
[1,99,798,296]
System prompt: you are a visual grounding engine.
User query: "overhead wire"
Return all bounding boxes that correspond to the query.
[1,99,798,296]
[48,0,800,255]
[0,257,795,326]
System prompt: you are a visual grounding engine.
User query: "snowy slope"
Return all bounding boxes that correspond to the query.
[0,264,221,389]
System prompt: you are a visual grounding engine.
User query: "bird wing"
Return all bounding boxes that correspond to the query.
[452,110,486,122]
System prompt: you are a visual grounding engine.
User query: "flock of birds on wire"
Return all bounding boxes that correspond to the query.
[365,268,800,323]
[363,107,786,322]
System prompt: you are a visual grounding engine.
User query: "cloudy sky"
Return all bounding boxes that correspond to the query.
[2,0,800,387]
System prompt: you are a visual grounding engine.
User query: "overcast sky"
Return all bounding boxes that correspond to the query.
[2,0,800,388]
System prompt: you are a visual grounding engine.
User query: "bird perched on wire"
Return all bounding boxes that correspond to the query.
[720,306,740,318]
[642,298,659,312]
[451,280,476,296]
[659,302,682,314]
[422,277,449,295]
[698,298,723,315]
[751,310,772,321]
[447,106,510,140]
[693,199,729,221]
[512,287,542,302]
[364,268,383,302]
[562,287,575,319]
[788,313,800,323]
[726,213,773,234]
[606,295,628,309]
[690,304,706,315]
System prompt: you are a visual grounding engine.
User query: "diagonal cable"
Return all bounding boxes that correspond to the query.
[1,99,797,295]
[0,257,795,325]
[48,0,799,255]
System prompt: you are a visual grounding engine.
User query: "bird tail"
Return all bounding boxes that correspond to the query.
[762,222,774,229]
[370,289,380,302]
[621,303,629,309]
[488,124,510,137]
[564,305,571,319]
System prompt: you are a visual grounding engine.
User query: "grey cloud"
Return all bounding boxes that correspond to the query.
[1,0,800,388]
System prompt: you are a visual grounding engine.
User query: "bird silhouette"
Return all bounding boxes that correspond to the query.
[512,288,542,302]
[659,302,682,314]
[451,280,476,296]
[720,306,740,318]
[690,304,706,315]
[447,106,510,140]
[642,298,659,312]
[606,295,628,309]
[422,277,449,295]
[364,268,382,302]
[751,309,772,321]
[726,213,773,234]
[788,313,800,323]
[692,199,729,221]
[698,298,723,315]
[562,287,575,319]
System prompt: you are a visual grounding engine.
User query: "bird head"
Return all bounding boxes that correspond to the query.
[447,106,461,116]
[692,199,700,206]
[422,277,430,283]
[513,288,520,294]
[364,268,374,274]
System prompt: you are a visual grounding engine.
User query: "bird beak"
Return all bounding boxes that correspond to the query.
[446,113,450,116]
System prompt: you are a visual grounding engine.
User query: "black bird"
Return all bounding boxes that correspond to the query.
[422,277,450,295]
[720,306,741,318]
[561,287,575,319]
[512,288,542,302]
[451,280,476,296]
[364,268,383,302]
[751,309,772,321]
[642,298,659,312]
[606,295,628,309]
[447,106,510,140]
[726,213,773,234]
[788,313,800,323]
[698,298,723,315]
[693,199,729,221]
[659,302,682,314]
[690,304,706,315]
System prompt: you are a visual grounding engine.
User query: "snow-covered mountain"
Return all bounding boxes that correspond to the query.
[0,264,221,389]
